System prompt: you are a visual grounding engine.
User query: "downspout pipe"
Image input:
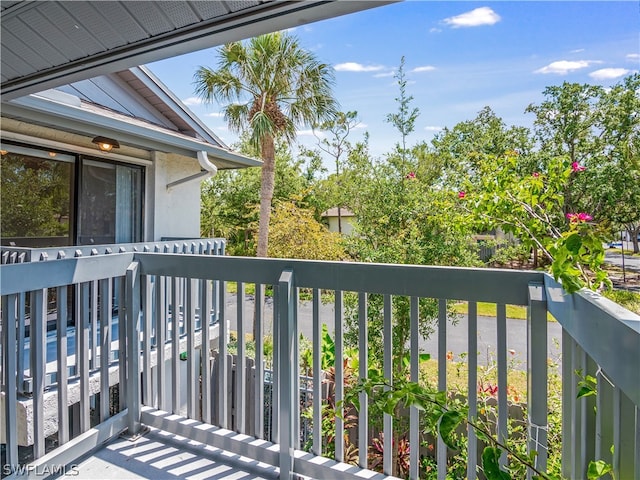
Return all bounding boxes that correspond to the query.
[166,151,218,190]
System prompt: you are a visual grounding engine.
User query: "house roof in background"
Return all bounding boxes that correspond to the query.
[0,0,395,101]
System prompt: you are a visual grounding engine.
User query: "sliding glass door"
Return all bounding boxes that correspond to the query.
[78,159,143,245]
[1,143,143,248]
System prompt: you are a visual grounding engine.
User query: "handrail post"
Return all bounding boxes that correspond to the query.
[125,261,141,435]
[527,282,548,478]
[278,269,295,479]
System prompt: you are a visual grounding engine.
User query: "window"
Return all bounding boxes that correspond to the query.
[1,145,74,247]
[1,143,143,247]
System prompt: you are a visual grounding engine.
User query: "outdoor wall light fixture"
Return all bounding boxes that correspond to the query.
[92,136,120,152]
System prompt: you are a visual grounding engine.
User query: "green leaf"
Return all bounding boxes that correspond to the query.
[587,460,613,479]
[577,385,597,399]
[438,410,465,450]
[482,447,511,480]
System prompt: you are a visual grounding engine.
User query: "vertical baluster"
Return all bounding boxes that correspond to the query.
[409,296,419,480]
[236,282,247,432]
[100,278,112,421]
[186,279,197,419]
[156,276,166,411]
[90,280,98,370]
[17,292,26,394]
[273,285,279,442]
[118,277,127,411]
[334,290,344,463]
[125,261,141,434]
[201,280,212,424]
[437,298,447,480]
[278,270,295,480]
[56,286,69,444]
[527,283,548,478]
[583,356,598,469]
[496,302,508,468]
[561,330,575,479]
[171,276,180,414]
[383,294,393,475]
[612,386,621,475]
[617,390,637,479]
[312,288,321,456]
[358,292,368,469]
[254,283,264,439]
[467,301,478,480]
[78,283,90,432]
[293,287,300,449]
[31,288,47,457]
[142,276,153,406]
[595,370,614,465]
[218,280,228,428]
[2,294,18,467]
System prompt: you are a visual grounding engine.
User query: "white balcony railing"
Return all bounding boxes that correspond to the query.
[1,249,639,479]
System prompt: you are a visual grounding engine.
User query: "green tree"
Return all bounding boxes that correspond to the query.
[525,82,604,213]
[385,56,419,173]
[200,139,322,255]
[267,199,346,261]
[194,32,337,257]
[314,110,360,233]
[592,74,640,252]
[462,152,609,292]
[431,106,534,189]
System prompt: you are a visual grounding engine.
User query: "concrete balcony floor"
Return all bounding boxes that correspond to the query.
[70,427,279,480]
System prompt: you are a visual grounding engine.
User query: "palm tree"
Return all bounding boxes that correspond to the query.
[194,32,337,257]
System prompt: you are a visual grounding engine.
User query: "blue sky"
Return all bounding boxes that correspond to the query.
[148,1,639,165]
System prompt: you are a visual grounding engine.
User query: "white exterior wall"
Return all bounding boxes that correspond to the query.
[150,151,202,240]
[327,216,355,236]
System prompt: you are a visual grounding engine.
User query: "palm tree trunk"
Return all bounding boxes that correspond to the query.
[257,134,276,257]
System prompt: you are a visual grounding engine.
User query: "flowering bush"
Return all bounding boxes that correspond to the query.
[460,153,610,293]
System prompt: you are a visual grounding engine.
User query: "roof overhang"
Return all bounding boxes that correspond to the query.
[1,1,396,102]
[3,91,261,169]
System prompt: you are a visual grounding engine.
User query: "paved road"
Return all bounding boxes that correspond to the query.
[605,250,640,272]
[224,295,562,371]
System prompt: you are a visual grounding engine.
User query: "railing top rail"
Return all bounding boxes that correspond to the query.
[134,253,544,305]
[0,253,135,295]
[544,274,640,407]
[0,238,225,263]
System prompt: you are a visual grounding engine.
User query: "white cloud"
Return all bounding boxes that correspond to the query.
[334,62,385,72]
[430,27,442,34]
[205,112,224,118]
[570,48,585,54]
[353,123,368,129]
[443,7,501,28]
[297,129,321,137]
[182,96,202,106]
[424,126,443,132]
[534,60,599,74]
[411,65,436,73]
[589,68,632,80]
[373,71,395,78]
[626,53,640,60]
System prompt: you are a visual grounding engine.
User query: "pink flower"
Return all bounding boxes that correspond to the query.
[406,172,416,179]
[566,212,593,223]
[571,162,586,172]
[532,172,540,178]
[458,191,466,199]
